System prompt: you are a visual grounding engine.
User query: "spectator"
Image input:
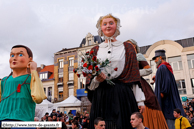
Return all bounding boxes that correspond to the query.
[71,120,79,129]
[57,117,60,121]
[34,117,39,121]
[190,99,194,108]
[173,108,191,129]
[48,116,53,121]
[188,113,193,123]
[82,118,90,129]
[186,112,190,120]
[94,117,105,129]
[130,112,149,129]
[53,115,57,121]
[79,115,84,126]
[45,112,49,121]
[59,117,67,129]
[50,109,58,118]
[189,107,193,114]
[57,111,62,117]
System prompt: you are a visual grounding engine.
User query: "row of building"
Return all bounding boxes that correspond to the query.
[39,33,194,111]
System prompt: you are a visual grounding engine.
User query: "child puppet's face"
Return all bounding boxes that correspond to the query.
[9,47,32,70]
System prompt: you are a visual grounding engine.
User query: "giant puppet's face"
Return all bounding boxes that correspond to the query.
[9,47,32,70]
[101,18,117,37]
[155,56,162,68]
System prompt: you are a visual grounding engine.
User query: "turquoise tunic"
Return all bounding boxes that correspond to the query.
[0,74,35,121]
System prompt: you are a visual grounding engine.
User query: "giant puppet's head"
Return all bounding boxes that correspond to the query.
[9,45,33,70]
[125,39,140,54]
[96,14,121,39]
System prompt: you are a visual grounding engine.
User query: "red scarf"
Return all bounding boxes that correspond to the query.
[157,62,173,74]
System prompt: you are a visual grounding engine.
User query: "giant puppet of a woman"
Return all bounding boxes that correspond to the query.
[0,45,46,124]
[86,14,145,129]
[126,39,168,129]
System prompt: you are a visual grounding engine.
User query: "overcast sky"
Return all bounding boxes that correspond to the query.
[0,0,194,78]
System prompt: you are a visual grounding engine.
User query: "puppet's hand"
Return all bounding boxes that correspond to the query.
[138,106,145,113]
[28,61,37,72]
[96,72,106,82]
[160,93,164,98]
[152,75,155,82]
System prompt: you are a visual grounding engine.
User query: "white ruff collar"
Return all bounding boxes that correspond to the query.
[99,40,123,48]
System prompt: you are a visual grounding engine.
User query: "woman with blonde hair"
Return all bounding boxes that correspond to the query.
[86,14,145,129]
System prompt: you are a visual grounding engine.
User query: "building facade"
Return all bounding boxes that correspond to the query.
[141,37,194,99]
[38,64,55,102]
[54,47,79,102]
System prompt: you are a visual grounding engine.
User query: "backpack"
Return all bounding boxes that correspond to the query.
[180,116,192,129]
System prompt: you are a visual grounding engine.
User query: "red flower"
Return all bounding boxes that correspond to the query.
[114,67,118,71]
[82,72,87,77]
[81,58,85,63]
[86,51,89,55]
[88,65,93,70]
[92,56,97,61]
[83,63,87,67]
[73,69,77,73]
[90,51,94,55]
[95,65,99,71]
[77,74,80,78]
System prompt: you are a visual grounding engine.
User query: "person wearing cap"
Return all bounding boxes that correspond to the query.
[152,50,185,129]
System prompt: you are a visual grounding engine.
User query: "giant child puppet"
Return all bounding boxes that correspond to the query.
[0,45,47,122]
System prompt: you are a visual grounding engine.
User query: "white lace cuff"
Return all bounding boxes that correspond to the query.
[139,68,152,76]
[132,84,145,106]
[138,101,144,106]
[87,76,100,91]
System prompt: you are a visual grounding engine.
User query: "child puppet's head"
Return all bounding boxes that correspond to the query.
[9,45,33,70]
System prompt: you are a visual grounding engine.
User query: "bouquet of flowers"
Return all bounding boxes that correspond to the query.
[73,50,118,85]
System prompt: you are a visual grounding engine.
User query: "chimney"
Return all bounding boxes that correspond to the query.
[41,64,45,69]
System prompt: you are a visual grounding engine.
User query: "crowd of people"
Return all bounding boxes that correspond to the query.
[36,109,98,129]
[36,104,194,129]
[36,109,150,129]
[182,99,194,126]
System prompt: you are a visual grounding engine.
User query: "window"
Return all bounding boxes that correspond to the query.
[48,87,52,96]
[168,56,183,71]
[39,73,48,80]
[187,54,194,69]
[59,72,63,78]
[191,79,194,94]
[48,87,52,101]
[69,57,74,67]
[176,79,186,95]
[58,77,63,83]
[88,40,92,45]
[44,88,46,94]
[80,78,86,89]
[150,60,157,73]
[59,59,64,68]
[40,74,43,80]
[69,89,74,96]
[58,91,63,101]
[69,72,74,80]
